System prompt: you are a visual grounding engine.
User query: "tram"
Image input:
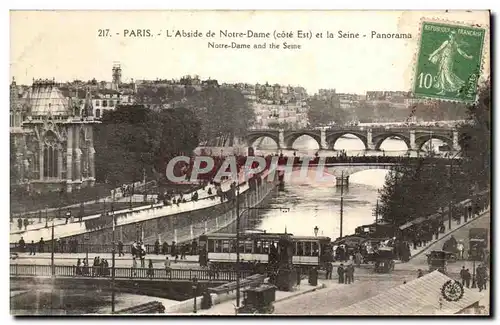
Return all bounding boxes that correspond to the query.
[198,232,332,269]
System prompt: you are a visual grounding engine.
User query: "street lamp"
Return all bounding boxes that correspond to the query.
[111,212,116,313]
[471,258,477,289]
[192,277,198,313]
[339,170,344,239]
[234,181,290,312]
[45,206,48,228]
[448,150,462,230]
[314,226,319,237]
[51,217,55,277]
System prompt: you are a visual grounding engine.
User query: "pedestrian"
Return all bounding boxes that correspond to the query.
[457,241,464,260]
[345,264,353,284]
[76,258,82,275]
[83,258,89,276]
[18,237,26,253]
[29,240,36,255]
[23,218,29,231]
[38,238,45,253]
[154,239,160,255]
[162,241,169,255]
[131,241,138,258]
[355,251,363,266]
[460,266,466,286]
[417,269,424,278]
[118,240,124,257]
[464,269,471,288]
[131,257,137,277]
[337,264,345,284]
[164,256,171,277]
[147,259,154,278]
[325,261,333,280]
[140,243,146,268]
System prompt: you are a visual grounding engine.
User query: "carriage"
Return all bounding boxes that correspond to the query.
[373,248,395,273]
[238,284,277,314]
[469,228,488,261]
[426,250,448,274]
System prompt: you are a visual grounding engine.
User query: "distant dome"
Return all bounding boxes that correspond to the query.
[24,80,70,116]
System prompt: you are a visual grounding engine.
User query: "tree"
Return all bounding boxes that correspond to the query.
[307,96,348,126]
[185,87,255,145]
[458,81,491,190]
[94,105,200,186]
[377,159,462,226]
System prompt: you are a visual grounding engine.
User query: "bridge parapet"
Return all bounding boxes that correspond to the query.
[10,264,251,282]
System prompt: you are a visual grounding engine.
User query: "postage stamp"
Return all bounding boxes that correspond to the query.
[413,21,486,102]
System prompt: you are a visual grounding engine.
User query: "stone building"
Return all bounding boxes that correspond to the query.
[10,78,99,193]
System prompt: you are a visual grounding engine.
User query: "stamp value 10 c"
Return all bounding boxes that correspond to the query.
[413,21,486,103]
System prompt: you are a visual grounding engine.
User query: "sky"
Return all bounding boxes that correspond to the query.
[10,10,490,94]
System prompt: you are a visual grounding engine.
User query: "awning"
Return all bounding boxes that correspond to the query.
[334,271,483,315]
[399,216,426,230]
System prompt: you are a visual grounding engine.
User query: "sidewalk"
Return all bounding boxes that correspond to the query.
[13,252,199,263]
[190,279,326,315]
[406,207,490,261]
[10,172,250,242]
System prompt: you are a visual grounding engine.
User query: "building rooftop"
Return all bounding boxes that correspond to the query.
[334,271,482,315]
[23,80,70,116]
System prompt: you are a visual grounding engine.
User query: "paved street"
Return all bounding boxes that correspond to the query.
[272,211,490,315]
[11,253,200,270]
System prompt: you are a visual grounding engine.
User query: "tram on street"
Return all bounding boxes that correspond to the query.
[198,232,332,269]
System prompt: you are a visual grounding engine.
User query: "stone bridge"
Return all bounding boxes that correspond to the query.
[246,126,461,151]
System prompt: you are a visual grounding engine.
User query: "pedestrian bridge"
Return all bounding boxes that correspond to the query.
[275,156,459,178]
[10,264,251,299]
[246,126,461,151]
[280,163,396,178]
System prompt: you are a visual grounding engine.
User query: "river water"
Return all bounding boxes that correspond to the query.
[238,135,444,239]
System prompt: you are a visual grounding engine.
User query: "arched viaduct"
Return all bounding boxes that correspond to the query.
[245,126,461,152]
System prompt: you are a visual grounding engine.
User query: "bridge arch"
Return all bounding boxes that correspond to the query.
[373,133,411,151]
[246,132,279,148]
[415,135,453,151]
[326,131,368,150]
[284,131,321,149]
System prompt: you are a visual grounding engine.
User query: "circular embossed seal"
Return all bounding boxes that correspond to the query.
[441,280,464,302]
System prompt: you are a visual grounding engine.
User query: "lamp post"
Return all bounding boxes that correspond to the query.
[51,217,55,277]
[45,206,48,228]
[314,226,319,237]
[111,212,116,313]
[235,186,241,310]
[234,180,290,313]
[448,150,462,230]
[339,170,344,239]
[192,277,198,313]
[471,258,477,289]
[373,199,379,224]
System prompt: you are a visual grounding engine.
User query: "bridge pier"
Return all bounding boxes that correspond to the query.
[366,129,375,150]
[278,129,287,150]
[409,130,417,151]
[320,129,328,150]
[452,131,460,151]
[335,176,349,188]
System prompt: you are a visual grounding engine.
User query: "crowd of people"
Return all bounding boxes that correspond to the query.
[75,256,111,277]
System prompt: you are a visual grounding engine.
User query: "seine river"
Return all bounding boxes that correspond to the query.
[226,135,442,240]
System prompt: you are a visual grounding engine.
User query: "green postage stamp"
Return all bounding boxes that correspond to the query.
[413,21,486,102]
